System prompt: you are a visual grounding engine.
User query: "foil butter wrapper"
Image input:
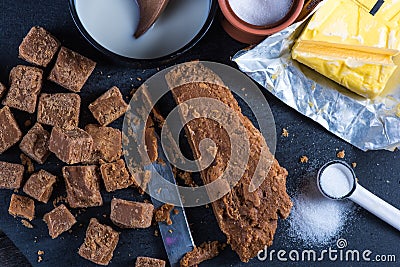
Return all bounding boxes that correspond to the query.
[233,19,400,151]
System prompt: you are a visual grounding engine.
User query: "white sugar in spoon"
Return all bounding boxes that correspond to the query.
[317,160,400,231]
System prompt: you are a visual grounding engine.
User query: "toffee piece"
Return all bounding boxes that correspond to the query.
[100,159,134,192]
[89,86,128,126]
[19,26,60,67]
[110,198,154,229]
[62,165,103,208]
[85,124,122,163]
[78,218,119,266]
[48,47,96,92]
[0,106,22,154]
[180,241,225,267]
[0,161,24,189]
[3,65,43,113]
[8,194,35,221]
[43,204,76,239]
[49,127,93,164]
[37,93,81,128]
[0,82,6,99]
[19,123,51,164]
[23,170,56,203]
[135,256,166,267]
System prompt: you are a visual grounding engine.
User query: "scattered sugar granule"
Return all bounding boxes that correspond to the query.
[287,178,355,245]
[228,0,293,26]
[337,150,345,159]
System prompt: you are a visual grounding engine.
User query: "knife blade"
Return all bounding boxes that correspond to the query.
[144,134,195,267]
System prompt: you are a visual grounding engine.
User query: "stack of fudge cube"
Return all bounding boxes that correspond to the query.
[0,26,165,266]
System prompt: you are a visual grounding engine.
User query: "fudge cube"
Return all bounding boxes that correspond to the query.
[0,161,24,189]
[89,86,128,126]
[8,194,35,221]
[19,26,60,67]
[23,170,56,203]
[110,198,154,229]
[49,127,93,164]
[135,257,166,267]
[62,166,103,208]
[48,47,96,92]
[100,159,134,192]
[0,82,6,99]
[43,204,76,239]
[19,123,51,164]
[0,106,22,153]
[78,218,119,266]
[3,65,43,113]
[37,93,80,128]
[85,124,122,163]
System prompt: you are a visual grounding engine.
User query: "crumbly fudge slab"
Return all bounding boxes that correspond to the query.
[168,64,292,262]
[3,65,43,113]
[43,204,76,239]
[180,241,225,267]
[78,218,119,266]
[48,47,96,92]
[19,123,51,164]
[37,93,80,128]
[135,256,166,267]
[19,26,60,67]
[100,159,134,192]
[0,106,22,154]
[23,170,56,203]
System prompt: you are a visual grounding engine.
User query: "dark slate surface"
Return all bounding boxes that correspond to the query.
[1,0,400,266]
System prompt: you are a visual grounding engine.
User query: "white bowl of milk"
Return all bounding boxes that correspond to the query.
[69,0,217,63]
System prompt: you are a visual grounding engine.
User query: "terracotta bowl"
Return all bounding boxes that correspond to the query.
[219,0,304,44]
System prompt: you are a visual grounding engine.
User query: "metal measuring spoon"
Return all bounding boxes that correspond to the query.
[317,160,400,231]
[134,0,170,38]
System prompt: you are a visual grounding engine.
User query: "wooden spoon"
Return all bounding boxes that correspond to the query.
[134,0,170,38]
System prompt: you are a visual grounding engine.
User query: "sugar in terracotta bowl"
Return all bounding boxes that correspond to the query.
[219,0,304,44]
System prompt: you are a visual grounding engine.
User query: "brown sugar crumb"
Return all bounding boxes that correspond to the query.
[19,123,51,164]
[20,154,35,174]
[300,155,309,163]
[37,93,81,128]
[337,150,345,159]
[37,250,44,256]
[282,128,289,137]
[180,241,226,267]
[19,26,60,67]
[89,86,128,126]
[78,218,119,266]
[48,47,96,92]
[21,219,34,229]
[154,203,174,225]
[173,209,179,215]
[352,162,357,168]
[8,194,35,221]
[0,106,22,154]
[135,256,165,267]
[2,65,43,113]
[100,159,134,192]
[0,161,24,189]
[52,195,67,208]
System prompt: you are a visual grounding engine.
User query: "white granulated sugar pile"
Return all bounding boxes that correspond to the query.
[288,178,355,245]
[228,0,293,26]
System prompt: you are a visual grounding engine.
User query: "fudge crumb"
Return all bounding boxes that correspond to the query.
[20,154,35,174]
[337,150,345,159]
[173,209,179,215]
[38,250,44,256]
[352,162,357,168]
[282,128,289,137]
[300,156,308,163]
[22,219,33,229]
[155,203,174,225]
[168,229,173,233]
[172,167,197,187]
[24,120,32,127]
[154,230,159,237]
[38,256,43,263]
[180,241,226,267]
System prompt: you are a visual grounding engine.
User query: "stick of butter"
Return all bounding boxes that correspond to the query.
[292,0,400,98]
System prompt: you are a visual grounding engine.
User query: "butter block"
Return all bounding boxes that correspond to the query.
[292,0,400,98]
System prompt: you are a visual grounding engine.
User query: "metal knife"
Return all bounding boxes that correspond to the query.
[144,134,195,267]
